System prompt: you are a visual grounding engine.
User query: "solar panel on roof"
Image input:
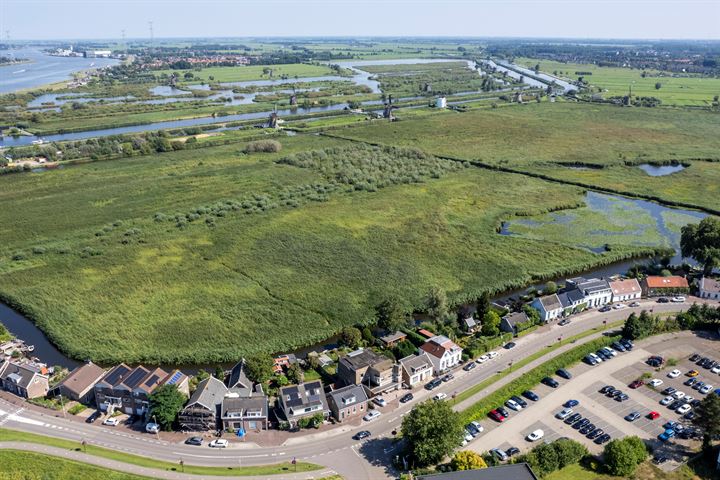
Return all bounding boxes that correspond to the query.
[166,371,183,385]
[125,369,148,387]
[145,374,160,386]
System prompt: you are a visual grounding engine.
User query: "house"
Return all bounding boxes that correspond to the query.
[221,385,268,432]
[609,278,642,302]
[58,362,105,404]
[642,276,690,297]
[163,369,190,397]
[416,463,538,480]
[178,376,228,431]
[699,277,720,300]
[271,354,298,374]
[337,348,400,397]
[500,311,529,335]
[278,381,330,427]
[567,277,612,308]
[557,287,586,315]
[458,306,479,333]
[227,360,252,389]
[420,335,462,375]
[531,294,563,322]
[0,360,49,399]
[399,353,434,388]
[379,331,407,348]
[326,384,368,422]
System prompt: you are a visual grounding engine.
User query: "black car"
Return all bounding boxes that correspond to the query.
[400,393,414,403]
[497,406,510,417]
[511,395,528,408]
[564,413,582,425]
[657,297,669,303]
[587,428,604,439]
[599,385,615,394]
[506,447,520,457]
[542,377,559,388]
[353,430,371,441]
[683,411,697,421]
[684,378,697,387]
[620,339,633,351]
[689,353,701,362]
[185,436,203,446]
[425,379,442,390]
[662,387,676,395]
[595,433,611,444]
[611,341,626,352]
[697,357,709,366]
[442,374,454,382]
[615,393,629,402]
[668,400,683,410]
[504,342,517,350]
[584,355,598,366]
[463,362,476,372]
[690,399,701,407]
[599,305,612,312]
[597,350,611,360]
[580,423,595,435]
[558,318,571,326]
[692,381,705,391]
[522,390,540,401]
[85,411,101,424]
[652,455,669,465]
[556,368,572,380]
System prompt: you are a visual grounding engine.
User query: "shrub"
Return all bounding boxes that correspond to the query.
[603,436,647,476]
[244,140,282,153]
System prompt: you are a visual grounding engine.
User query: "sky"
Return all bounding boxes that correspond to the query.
[2,0,719,41]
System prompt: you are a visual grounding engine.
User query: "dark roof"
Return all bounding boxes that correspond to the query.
[280,381,327,415]
[417,463,538,480]
[123,366,151,390]
[99,364,131,388]
[537,294,562,311]
[564,287,585,303]
[502,311,529,327]
[227,359,252,389]
[379,331,407,344]
[186,376,228,411]
[576,278,611,295]
[327,384,367,409]
[59,363,105,396]
[399,353,432,374]
[0,362,44,389]
[339,349,386,371]
[221,386,268,418]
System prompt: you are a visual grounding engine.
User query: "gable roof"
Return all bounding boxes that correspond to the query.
[97,364,132,388]
[463,316,477,329]
[59,363,105,396]
[0,361,45,389]
[700,276,720,294]
[645,275,689,289]
[186,376,228,411]
[420,335,461,359]
[537,294,562,311]
[417,463,538,480]
[610,278,641,296]
[135,367,169,394]
[399,353,432,374]
[379,331,407,344]
[227,359,252,389]
[327,384,368,409]
[502,311,529,327]
[280,380,327,415]
[221,385,268,418]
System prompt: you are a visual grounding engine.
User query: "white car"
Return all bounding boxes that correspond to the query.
[700,384,713,394]
[463,431,474,442]
[676,404,692,415]
[589,353,604,363]
[660,396,674,406]
[487,351,499,360]
[671,296,686,303]
[470,421,484,434]
[102,417,119,426]
[672,391,686,399]
[505,399,522,411]
[613,303,627,310]
[476,355,489,364]
[711,365,720,374]
[602,347,617,357]
[684,395,695,403]
[373,397,387,407]
[145,422,160,434]
[433,392,448,401]
[649,379,663,387]
[209,439,228,448]
[556,408,573,419]
[668,369,682,378]
[527,429,544,442]
[363,410,381,421]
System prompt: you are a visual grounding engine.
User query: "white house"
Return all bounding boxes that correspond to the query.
[567,277,612,308]
[420,335,462,375]
[399,353,434,388]
[531,294,563,322]
[699,277,720,300]
[609,278,642,302]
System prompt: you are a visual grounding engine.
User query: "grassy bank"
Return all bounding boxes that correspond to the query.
[0,429,321,476]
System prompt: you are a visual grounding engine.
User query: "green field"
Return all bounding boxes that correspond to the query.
[0,450,151,480]
[154,63,344,83]
[516,56,720,106]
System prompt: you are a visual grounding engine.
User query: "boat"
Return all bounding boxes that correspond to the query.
[26,345,35,352]
[31,139,45,145]
[12,69,26,74]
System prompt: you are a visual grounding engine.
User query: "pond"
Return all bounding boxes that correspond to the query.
[638,163,686,177]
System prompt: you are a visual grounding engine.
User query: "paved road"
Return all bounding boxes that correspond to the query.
[0,298,708,479]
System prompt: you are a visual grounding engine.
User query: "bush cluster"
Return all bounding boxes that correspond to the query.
[243,139,282,153]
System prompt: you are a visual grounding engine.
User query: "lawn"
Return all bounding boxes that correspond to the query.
[0,450,151,480]
[154,63,345,83]
[544,461,703,480]
[515,57,720,106]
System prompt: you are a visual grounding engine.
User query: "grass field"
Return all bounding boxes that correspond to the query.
[0,450,151,480]
[515,57,720,106]
[543,462,701,480]
[154,63,345,83]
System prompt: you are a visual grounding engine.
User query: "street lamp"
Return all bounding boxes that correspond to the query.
[179,459,184,473]
[57,395,66,419]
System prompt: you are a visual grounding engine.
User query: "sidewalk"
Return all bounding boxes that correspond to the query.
[0,442,338,480]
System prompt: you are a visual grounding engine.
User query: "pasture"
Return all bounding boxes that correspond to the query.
[153,63,344,83]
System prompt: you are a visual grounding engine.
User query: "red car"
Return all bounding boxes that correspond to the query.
[629,380,644,389]
[648,411,661,420]
[489,409,506,422]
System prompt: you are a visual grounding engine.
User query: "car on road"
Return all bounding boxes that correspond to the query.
[527,429,544,442]
[441,374,454,383]
[209,439,228,448]
[373,397,387,407]
[102,417,119,426]
[185,436,203,446]
[489,409,506,422]
[522,390,540,401]
[660,396,674,406]
[659,429,676,442]
[629,379,644,389]
[504,342,517,349]
[613,303,627,310]
[625,412,641,422]
[599,305,612,312]
[491,448,509,462]
[558,318,571,326]
[425,379,442,390]
[564,399,579,408]
[648,411,661,420]
[476,355,489,364]
[363,410,381,421]
[463,362,476,371]
[556,368,572,380]
[433,392,447,402]
[676,404,692,415]
[671,296,686,303]
[700,384,714,394]
[556,408,573,419]
[630,302,641,307]
[400,393,414,403]
[145,422,160,434]
[687,370,699,377]
[541,377,559,388]
[85,411,101,424]
[353,430,371,440]
[649,379,663,387]
[668,369,682,378]
[657,297,669,303]
[505,447,520,457]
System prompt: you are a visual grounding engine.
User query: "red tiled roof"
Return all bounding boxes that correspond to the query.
[645,276,689,289]
[418,329,435,339]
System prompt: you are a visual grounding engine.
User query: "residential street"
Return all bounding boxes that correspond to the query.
[0,298,710,479]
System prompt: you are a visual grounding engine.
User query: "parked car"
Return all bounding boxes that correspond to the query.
[476,355,489,364]
[599,385,615,394]
[629,379,644,389]
[584,355,599,366]
[522,390,540,401]
[629,302,641,307]
[668,400,684,410]
[711,365,720,374]
[209,439,228,448]
[601,347,617,357]
[671,296,686,303]
[611,341,627,352]
[676,404,692,415]
[466,423,482,437]
[558,318,571,326]
[363,410,381,421]
[647,355,664,367]
[556,408,573,419]
[687,369,699,377]
[497,406,510,417]
[625,412,641,422]
[145,422,160,434]
[489,409,506,422]
[463,362,476,371]
[85,411,101,424]
[425,379,442,390]
[505,399,522,411]
[491,448,509,461]
[442,374,454,382]
[527,429,544,441]
[616,393,629,402]
[599,305,612,312]
[587,428,603,439]
[700,384,714,394]
[659,429,676,442]
[684,378,697,386]
[662,387,676,395]
[102,417,119,427]
[541,377,559,388]
[505,446,520,457]
[433,392,447,402]
[487,351,499,359]
[668,369,682,378]
[660,396,674,406]
[185,436,203,446]
[648,411,661,420]
[564,399,579,408]
[573,419,589,430]
[656,297,669,303]
[511,395,528,408]
[595,433,611,445]
[564,413,582,425]
[400,393,414,403]
[373,397,387,407]
[504,342,517,350]
[649,379,663,387]
[613,303,627,310]
[580,423,595,435]
[557,368,572,380]
[470,421,484,435]
[620,339,634,350]
[692,381,705,391]
[689,353,701,362]
[353,430,371,440]
[672,390,686,399]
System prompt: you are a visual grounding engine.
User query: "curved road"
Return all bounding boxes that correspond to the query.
[0,298,710,479]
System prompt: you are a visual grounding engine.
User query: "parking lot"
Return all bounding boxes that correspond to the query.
[467,331,718,470]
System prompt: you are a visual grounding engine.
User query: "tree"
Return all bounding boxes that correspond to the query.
[245,355,274,384]
[481,311,501,337]
[148,385,187,431]
[655,82,662,90]
[214,366,226,382]
[544,281,558,294]
[286,362,304,384]
[401,399,464,466]
[376,296,410,332]
[622,311,657,340]
[361,326,374,345]
[693,393,720,450]
[603,436,647,476]
[394,340,417,359]
[189,369,210,393]
[451,450,487,471]
[426,287,450,323]
[339,326,362,349]
[475,292,491,321]
[681,217,720,274]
